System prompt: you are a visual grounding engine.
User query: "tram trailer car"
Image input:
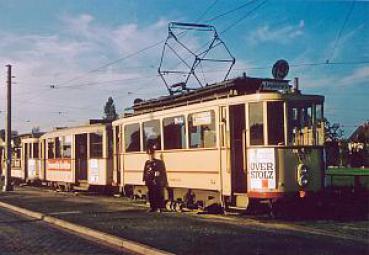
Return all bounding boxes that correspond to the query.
[19,137,42,183]
[113,76,325,211]
[10,143,23,182]
[39,121,113,191]
[8,134,42,183]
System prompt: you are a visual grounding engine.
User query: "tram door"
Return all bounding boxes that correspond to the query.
[43,141,46,180]
[24,144,28,179]
[229,104,247,193]
[75,134,88,181]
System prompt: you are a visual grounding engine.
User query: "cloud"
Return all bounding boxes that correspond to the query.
[325,24,365,62]
[0,14,171,132]
[292,65,369,90]
[1,14,237,132]
[340,66,369,85]
[247,20,305,45]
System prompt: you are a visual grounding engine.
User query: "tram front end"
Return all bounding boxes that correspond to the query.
[244,93,325,209]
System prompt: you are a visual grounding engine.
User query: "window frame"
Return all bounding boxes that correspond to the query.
[123,123,141,153]
[89,132,104,159]
[187,110,217,149]
[287,101,324,146]
[162,115,187,150]
[47,138,55,159]
[143,119,162,151]
[266,101,286,146]
[62,135,72,159]
[32,142,39,159]
[248,101,265,146]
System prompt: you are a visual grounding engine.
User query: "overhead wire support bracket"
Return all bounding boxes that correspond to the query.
[158,22,235,95]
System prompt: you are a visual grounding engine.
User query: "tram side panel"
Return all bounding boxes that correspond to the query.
[42,125,114,188]
[122,150,223,206]
[276,148,324,193]
[46,158,74,183]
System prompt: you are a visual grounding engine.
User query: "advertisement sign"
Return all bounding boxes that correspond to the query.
[89,159,99,183]
[47,159,71,171]
[248,148,276,190]
[28,159,37,177]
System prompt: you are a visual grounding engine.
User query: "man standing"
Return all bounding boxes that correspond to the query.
[143,140,166,212]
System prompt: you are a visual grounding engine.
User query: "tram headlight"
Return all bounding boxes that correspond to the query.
[300,175,309,186]
[297,164,309,187]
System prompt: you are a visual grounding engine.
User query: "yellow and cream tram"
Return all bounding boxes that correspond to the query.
[113,76,325,211]
[10,142,23,182]
[39,120,113,191]
[21,136,42,183]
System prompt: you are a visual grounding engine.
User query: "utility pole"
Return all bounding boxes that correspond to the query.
[3,64,13,191]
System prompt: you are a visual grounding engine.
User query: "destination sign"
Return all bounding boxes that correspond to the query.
[261,80,289,91]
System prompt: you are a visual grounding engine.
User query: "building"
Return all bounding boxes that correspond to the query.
[348,122,369,167]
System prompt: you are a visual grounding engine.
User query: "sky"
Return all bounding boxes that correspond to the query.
[0,0,368,136]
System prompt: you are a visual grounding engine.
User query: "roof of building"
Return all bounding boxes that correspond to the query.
[349,122,369,142]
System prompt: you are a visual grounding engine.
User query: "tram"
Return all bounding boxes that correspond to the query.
[39,120,113,191]
[8,134,42,183]
[113,75,325,211]
[21,136,42,183]
[10,142,23,182]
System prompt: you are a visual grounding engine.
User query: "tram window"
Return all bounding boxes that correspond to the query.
[55,137,61,158]
[90,132,103,158]
[163,115,186,150]
[288,103,315,145]
[48,140,55,159]
[124,123,141,152]
[107,128,113,158]
[188,111,216,148]
[115,126,121,154]
[143,120,161,150]
[14,148,21,159]
[315,104,324,145]
[249,102,264,145]
[267,102,285,145]
[33,143,39,158]
[63,136,71,159]
[316,104,323,123]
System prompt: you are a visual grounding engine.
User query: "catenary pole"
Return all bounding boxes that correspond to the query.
[3,64,13,191]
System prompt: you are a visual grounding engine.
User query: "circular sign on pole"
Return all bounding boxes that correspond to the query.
[272,59,289,80]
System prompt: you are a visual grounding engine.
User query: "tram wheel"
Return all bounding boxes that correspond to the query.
[174,202,184,212]
[165,200,172,211]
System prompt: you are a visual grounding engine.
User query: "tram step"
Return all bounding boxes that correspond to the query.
[73,182,90,191]
[227,206,247,211]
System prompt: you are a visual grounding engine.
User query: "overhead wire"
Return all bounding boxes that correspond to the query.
[205,0,257,22]
[51,0,221,90]
[220,0,269,34]
[328,0,356,62]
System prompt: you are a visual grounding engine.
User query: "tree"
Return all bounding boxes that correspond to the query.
[32,126,40,135]
[103,96,118,121]
[324,118,344,166]
[324,118,344,142]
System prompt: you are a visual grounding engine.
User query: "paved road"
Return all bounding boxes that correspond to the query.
[1,186,368,255]
[0,207,127,255]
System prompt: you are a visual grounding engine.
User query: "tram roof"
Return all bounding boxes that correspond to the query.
[40,119,111,138]
[129,75,313,116]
